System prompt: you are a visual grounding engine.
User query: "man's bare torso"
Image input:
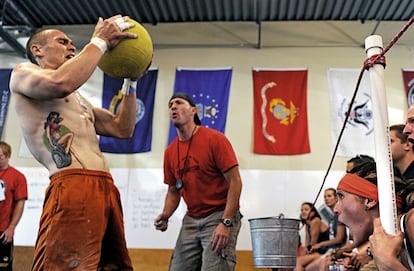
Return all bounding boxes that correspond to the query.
[13,90,109,176]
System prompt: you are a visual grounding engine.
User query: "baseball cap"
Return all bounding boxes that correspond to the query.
[169,92,202,125]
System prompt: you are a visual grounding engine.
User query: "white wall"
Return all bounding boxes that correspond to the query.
[14,167,345,250]
[1,24,414,249]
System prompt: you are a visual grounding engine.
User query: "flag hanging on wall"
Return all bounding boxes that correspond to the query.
[0,69,11,139]
[402,69,414,106]
[167,67,233,145]
[327,68,375,158]
[99,68,158,153]
[252,68,310,155]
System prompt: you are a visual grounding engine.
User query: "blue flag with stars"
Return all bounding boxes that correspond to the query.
[0,69,11,139]
[167,67,233,145]
[99,68,158,153]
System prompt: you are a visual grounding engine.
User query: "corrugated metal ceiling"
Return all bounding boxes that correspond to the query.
[2,0,414,26]
[1,0,413,57]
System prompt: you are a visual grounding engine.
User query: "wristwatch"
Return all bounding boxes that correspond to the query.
[220,218,233,227]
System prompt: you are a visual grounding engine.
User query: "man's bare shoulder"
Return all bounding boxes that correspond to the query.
[11,61,40,74]
[10,62,42,94]
[10,62,67,101]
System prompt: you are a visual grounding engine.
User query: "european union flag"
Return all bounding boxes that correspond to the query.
[168,67,233,145]
[0,69,11,138]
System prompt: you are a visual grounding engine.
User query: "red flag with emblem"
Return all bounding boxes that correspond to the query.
[252,68,310,155]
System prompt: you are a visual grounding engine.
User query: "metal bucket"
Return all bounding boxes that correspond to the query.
[248,214,300,268]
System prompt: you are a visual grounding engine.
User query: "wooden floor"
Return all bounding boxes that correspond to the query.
[13,247,277,270]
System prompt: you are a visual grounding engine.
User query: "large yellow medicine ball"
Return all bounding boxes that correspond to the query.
[98,19,153,79]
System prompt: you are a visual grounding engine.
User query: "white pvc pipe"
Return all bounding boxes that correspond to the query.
[364,35,398,235]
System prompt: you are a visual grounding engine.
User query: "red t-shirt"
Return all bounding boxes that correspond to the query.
[0,166,28,231]
[164,126,239,218]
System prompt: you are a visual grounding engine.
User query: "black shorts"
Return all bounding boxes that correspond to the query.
[0,234,12,271]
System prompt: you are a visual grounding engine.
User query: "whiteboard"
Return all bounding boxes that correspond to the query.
[14,167,345,250]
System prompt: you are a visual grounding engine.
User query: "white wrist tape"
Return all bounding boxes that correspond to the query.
[121,78,137,96]
[90,37,108,54]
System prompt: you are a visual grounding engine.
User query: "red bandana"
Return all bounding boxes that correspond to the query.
[337,173,403,209]
[338,173,378,200]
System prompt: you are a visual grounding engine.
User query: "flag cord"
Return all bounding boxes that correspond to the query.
[312,16,414,207]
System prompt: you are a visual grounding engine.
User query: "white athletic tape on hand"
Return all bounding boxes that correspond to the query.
[115,17,133,32]
[119,22,132,31]
[115,17,124,25]
[121,78,137,96]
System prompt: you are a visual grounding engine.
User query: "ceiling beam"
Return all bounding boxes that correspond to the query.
[0,27,26,58]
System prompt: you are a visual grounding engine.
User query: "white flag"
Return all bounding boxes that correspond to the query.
[327,68,375,158]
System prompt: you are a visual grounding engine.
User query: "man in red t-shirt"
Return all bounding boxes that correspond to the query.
[154,93,243,271]
[0,141,28,271]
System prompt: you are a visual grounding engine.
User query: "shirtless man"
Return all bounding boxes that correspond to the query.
[9,15,142,270]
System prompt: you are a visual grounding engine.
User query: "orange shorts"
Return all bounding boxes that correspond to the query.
[32,169,133,271]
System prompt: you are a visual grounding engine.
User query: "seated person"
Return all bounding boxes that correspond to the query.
[332,160,407,270]
[299,188,347,270]
[295,202,329,271]
[301,188,347,271]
